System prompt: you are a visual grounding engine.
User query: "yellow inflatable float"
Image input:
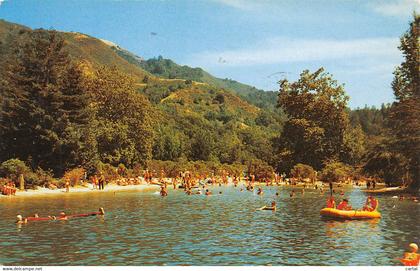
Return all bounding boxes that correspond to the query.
[320,208,381,220]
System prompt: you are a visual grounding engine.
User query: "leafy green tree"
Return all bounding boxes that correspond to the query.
[189,128,215,161]
[389,14,420,190]
[342,124,366,165]
[215,132,242,164]
[290,163,315,181]
[0,30,95,175]
[153,125,185,161]
[320,161,352,182]
[277,68,350,171]
[246,158,274,180]
[87,67,155,167]
[0,159,31,182]
[363,142,409,186]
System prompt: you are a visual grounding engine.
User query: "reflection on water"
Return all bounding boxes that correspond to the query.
[0,186,418,265]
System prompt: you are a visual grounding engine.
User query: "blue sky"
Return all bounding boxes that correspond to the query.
[0,0,418,108]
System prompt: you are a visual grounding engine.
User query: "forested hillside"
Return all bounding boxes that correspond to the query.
[0,16,418,191]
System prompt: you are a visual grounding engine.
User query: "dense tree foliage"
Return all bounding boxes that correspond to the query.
[276,68,351,171]
[87,67,155,167]
[388,14,420,190]
[0,29,155,176]
[0,18,417,188]
[290,163,315,180]
[0,30,94,175]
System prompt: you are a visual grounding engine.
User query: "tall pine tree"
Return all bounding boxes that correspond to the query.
[389,14,420,190]
[0,29,95,175]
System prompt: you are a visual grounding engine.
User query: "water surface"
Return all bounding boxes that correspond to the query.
[0,185,418,265]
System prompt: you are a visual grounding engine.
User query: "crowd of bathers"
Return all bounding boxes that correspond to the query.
[1,179,17,195]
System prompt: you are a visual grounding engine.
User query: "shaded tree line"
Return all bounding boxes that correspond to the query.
[0,29,155,176]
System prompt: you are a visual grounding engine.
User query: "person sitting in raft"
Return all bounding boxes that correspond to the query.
[362,196,378,211]
[260,201,276,211]
[399,243,420,266]
[337,199,352,210]
[326,196,336,208]
[16,215,27,224]
[205,189,212,196]
[257,187,264,195]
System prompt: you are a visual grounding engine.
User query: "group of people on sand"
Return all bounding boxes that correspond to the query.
[325,195,378,211]
[0,179,17,195]
[90,174,106,190]
[16,208,105,224]
[366,179,377,189]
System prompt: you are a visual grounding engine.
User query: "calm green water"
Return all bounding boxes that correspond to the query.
[0,185,419,266]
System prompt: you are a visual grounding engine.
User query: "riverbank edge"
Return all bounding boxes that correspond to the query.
[0,183,162,199]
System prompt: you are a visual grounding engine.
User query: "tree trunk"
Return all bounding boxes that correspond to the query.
[19,174,25,190]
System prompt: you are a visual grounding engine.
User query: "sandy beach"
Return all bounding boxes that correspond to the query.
[0,183,161,198]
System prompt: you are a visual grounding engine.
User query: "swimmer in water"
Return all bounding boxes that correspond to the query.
[58,212,68,220]
[16,215,27,224]
[275,192,279,196]
[290,190,295,198]
[399,243,420,266]
[260,201,276,211]
[219,191,222,194]
[205,189,212,196]
[98,207,105,215]
[160,185,168,197]
[257,187,264,195]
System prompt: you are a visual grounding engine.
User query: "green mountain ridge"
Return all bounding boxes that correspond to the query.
[0,19,151,82]
[119,54,279,110]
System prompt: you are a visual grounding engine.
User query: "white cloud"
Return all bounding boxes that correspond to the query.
[371,0,419,17]
[0,0,5,6]
[188,37,401,67]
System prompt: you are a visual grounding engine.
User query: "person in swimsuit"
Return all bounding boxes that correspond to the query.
[58,212,68,220]
[260,201,276,211]
[337,199,352,210]
[16,215,27,224]
[400,243,420,266]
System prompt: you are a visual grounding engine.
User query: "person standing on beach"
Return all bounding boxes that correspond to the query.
[65,181,70,193]
[92,175,98,190]
[173,177,177,189]
[98,174,105,190]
